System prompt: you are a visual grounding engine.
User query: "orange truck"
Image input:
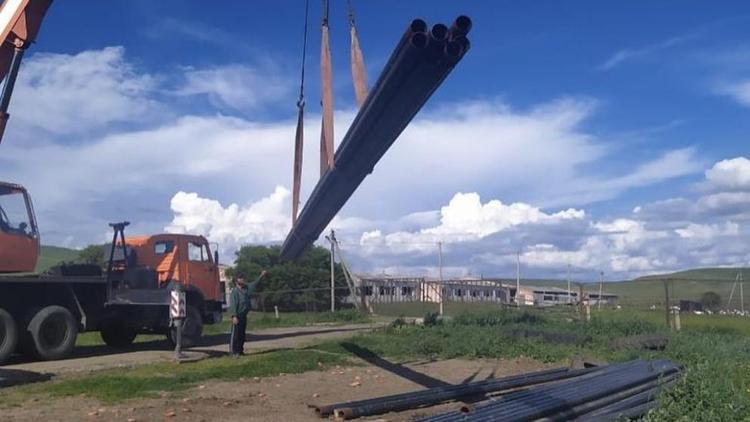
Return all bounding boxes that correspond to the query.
[0,184,226,363]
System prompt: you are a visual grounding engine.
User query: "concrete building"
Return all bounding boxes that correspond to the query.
[358,277,511,305]
[358,276,618,308]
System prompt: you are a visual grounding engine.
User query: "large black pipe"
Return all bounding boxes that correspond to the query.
[320,366,600,419]
[421,360,681,422]
[281,16,472,260]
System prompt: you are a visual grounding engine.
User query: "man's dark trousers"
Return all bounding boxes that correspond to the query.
[230,313,248,355]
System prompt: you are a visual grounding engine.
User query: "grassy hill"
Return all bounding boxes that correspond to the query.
[515,268,749,307]
[636,267,749,282]
[35,245,79,273]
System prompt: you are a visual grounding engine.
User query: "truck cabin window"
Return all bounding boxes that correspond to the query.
[0,189,32,237]
[154,241,174,255]
[188,242,210,262]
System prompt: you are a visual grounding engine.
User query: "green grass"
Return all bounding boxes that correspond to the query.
[1,348,351,405]
[75,309,371,347]
[34,245,79,273]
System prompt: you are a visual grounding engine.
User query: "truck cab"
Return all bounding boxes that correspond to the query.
[0,182,39,273]
[125,234,223,306]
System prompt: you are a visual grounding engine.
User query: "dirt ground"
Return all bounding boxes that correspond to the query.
[1,357,551,422]
[3,323,382,375]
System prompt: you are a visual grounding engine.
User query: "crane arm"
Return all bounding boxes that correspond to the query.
[0,0,52,144]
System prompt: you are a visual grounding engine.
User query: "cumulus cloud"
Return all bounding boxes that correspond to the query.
[166,187,291,257]
[705,157,750,190]
[358,192,585,255]
[424,192,584,238]
[349,154,750,279]
[177,64,291,111]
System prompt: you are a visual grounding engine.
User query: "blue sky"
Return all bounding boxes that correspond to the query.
[2,1,750,280]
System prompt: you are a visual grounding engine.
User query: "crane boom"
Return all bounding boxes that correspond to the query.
[0,0,52,144]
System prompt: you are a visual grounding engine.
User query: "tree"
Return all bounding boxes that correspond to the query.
[76,244,107,268]
[700,291,722,311]
[232,245,350,312]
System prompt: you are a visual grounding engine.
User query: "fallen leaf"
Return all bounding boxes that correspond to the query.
[87,411,98,417]
[350,381,361,387]
[312,393,320,398]
[164,411,176,417]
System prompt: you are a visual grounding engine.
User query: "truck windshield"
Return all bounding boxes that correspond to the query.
[0,189,33,237]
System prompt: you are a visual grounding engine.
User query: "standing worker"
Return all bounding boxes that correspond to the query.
[229,270,267,357]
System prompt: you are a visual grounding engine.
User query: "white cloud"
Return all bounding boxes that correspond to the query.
[358,192,585,255]
[10,47,159,135]
[424,192,584,238]
[715,80,750,107]
[177,64,291,110]
[705,157,750,190]
[675,222,739,239]
[597,35,692,71]
[165,187,291,259]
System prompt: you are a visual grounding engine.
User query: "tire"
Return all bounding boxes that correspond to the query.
[0,308,18,364]
[100,324,137,349]
[25,306,78,361]
[167,305,203,348]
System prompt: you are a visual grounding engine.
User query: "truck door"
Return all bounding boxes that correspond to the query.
[186,241,217,301]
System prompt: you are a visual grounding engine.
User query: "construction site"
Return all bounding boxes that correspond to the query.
[1,1,750,421]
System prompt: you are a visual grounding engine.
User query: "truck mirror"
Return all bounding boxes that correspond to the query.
[214,250,219,265]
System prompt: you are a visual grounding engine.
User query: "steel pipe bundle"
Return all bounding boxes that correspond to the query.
[315,366,601,419]
[281,16,473,260]
[419,359,681,422]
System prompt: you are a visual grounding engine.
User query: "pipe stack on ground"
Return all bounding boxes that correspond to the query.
[419,359,681,422]
[315,366,601,419]
[281,16,473,260]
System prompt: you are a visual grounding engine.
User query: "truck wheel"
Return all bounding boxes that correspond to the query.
[26,306,78,361]
[0,308,18,364]
[167,305,203,348]
[100,325,137,349]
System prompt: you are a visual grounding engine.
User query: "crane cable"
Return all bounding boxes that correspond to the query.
[319,0,335,176]
[348,0,368,107]
[292,0,310,224]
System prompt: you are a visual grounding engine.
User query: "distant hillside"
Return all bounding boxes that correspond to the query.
[502,269,748,306]
[35,245,79,273]
[636,267,749,282]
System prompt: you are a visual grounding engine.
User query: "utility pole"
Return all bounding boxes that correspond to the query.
[516,250,521,306]
[567,263,572,304]
[728,274,738,311]
[328,230,335,312]
[740,272,745,314]
[598,271,604,311]
[438,241,444,316]
[663,279,670,329]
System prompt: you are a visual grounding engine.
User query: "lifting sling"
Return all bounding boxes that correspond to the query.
[348,0,368,107]
[319,0,335,176]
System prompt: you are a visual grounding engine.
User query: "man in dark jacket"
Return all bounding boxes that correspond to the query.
[229,270,267,357]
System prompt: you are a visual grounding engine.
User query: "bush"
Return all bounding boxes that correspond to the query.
[700,291,722,311]
[423,311,442,327]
